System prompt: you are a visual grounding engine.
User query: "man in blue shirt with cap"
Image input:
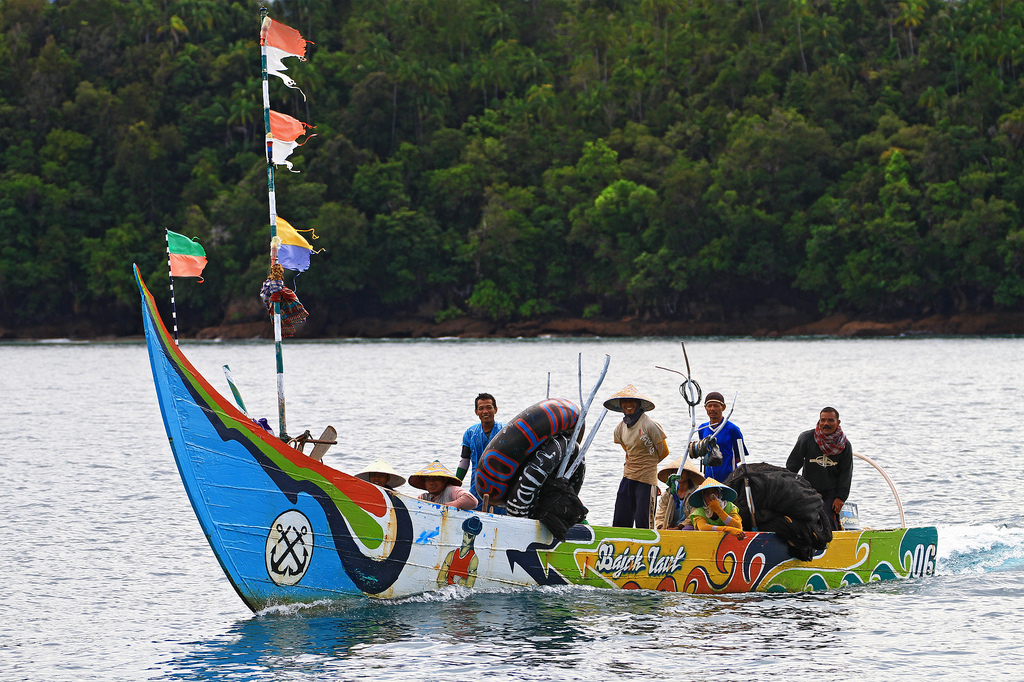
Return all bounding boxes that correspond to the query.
[697,391,749,482]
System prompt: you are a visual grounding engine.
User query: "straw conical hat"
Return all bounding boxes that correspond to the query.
[658,456,706,489]
[686,477,738,508]
[354,458,406,489]
[408,460,462,490]
[603,384,656,412]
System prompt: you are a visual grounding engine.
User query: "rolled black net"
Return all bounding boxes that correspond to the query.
[724,462,833,561]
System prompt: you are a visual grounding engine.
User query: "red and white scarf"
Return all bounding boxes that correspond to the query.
[813,424,847,458]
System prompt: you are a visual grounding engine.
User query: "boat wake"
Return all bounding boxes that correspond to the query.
[389,582,598,605]
[255,597,365,618]
[937,524,1024,574]
[253,583,604,615]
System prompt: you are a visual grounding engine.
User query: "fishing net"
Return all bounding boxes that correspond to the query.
[724,462,833,561]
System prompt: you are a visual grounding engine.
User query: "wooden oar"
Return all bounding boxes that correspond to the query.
[308,426,337,461]
[289,426,338,460]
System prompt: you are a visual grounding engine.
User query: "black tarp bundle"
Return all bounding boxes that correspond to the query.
[724,462,833,561]
[533,478,589,542]
[506,434,588,541]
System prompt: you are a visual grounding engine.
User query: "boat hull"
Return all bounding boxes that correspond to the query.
[137,268,937,610]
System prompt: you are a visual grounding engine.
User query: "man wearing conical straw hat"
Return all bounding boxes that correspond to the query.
[354,458,406,490]
[655,456,705,530]
[604,384,669,529]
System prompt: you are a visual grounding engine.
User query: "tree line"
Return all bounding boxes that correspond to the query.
[0,0,1021,334]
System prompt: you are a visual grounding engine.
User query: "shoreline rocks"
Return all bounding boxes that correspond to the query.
[1,311,1020,341]
[195,310,1022,340]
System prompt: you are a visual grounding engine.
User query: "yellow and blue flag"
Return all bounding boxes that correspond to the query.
[276,218,315,272]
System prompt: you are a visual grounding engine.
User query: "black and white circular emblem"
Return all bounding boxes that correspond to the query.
[265,510,313,586]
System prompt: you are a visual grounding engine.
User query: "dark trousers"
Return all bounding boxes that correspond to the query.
[822,494,841,531]
[612,477,654,528]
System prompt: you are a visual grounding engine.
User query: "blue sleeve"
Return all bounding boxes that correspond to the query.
[730,422,747,456]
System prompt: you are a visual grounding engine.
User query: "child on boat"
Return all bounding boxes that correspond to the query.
[688,479,746,539]
[410,460,479,510]
[655,456,706,530]
[354,458,406,490]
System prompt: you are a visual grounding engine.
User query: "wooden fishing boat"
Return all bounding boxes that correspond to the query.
[137,268,938,611]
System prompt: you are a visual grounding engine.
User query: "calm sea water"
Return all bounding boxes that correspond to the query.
[2,335,1022,680]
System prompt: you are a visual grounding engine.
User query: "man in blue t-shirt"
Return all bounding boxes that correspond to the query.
[457,392,504,510]
[697,391,748,481]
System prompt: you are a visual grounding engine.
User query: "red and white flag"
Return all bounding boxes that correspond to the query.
[269,110,315,171]
[260,18,310,90]
[269,110,313,142]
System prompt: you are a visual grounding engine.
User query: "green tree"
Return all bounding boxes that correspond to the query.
[370,207,452,306]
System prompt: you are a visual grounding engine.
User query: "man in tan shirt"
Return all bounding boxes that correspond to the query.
[604,385,669,528]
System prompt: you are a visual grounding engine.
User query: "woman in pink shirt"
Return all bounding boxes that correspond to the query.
[409,460,479,510]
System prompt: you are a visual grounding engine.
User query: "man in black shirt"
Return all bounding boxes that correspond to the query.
[786,407,853,531]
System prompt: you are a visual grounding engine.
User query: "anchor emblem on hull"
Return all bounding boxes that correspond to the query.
[265,510,313,586]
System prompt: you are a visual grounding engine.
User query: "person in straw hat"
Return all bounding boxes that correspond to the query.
[687,478,745,539]
[604,384,669,529]
[409,460,479,510]
[655,456,706,530]
[354,458,406,490]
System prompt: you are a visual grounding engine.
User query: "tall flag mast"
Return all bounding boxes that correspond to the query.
[259,7,310,440]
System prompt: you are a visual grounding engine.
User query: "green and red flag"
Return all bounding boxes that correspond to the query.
[167,231,208,281]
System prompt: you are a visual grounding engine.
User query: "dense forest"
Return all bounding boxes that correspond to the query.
[0,0,1022,335]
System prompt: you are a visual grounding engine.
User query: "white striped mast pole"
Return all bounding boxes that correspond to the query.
[260,6,288,441]
[165,229,180,346]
